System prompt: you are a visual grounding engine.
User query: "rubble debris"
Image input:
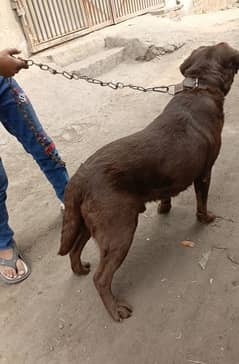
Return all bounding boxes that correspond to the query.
[136,42,185,61]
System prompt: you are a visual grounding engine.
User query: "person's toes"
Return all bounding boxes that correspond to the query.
[16,259,26,276]
[0,266,17,279]
[8,267,17,278]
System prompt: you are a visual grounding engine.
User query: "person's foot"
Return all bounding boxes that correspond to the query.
[0,247,27,280]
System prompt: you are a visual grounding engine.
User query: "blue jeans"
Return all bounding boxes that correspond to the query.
[0,77,69,249]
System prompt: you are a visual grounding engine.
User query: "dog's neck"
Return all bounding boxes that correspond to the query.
[182,66,236,96]
[175,77,224,96]
[174,77,225,115]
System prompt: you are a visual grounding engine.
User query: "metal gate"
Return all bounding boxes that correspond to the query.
[12,0,165,53]
[111,0,165,22]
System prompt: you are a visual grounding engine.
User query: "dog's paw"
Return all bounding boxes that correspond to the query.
[110,300,133,322]
[72,261,91,275]
[197,211,216,224]
[158,202,171,214]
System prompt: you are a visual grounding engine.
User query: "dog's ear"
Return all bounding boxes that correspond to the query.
[180,55,193,76]
[180,46,207,77]
[180,49,198,76]
[216,43,239,73]
[231,52,239,73]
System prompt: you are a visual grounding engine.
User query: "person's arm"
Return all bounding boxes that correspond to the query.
[0,48,28,77]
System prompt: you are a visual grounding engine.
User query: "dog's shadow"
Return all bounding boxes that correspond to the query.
[111,202,211,299]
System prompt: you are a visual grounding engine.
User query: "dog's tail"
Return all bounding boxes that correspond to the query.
[58,174,89,256]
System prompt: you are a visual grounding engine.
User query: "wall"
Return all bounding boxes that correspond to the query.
[180,0,194,13]
[192,0,235,12]
[0,0,27,54]
[179,0,235,13]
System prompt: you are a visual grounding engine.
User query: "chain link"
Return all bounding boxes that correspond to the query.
[26,59,175,95]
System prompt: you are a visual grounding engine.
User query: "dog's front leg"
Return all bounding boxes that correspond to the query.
[194,172,216,224]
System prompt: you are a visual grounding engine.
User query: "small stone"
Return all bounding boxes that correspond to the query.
[199,250,211,270]
[59,323,64,329]
[180,240,195,248]
[176,332,182,340]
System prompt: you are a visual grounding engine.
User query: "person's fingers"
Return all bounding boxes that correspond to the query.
[7,48,21,56]
[22,62,29,69]
[15,58,29,71]
[17,57,29,69]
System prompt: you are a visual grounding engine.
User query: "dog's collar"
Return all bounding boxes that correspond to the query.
[172,77,208,95]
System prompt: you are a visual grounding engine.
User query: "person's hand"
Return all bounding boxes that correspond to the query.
[0,48,28,77]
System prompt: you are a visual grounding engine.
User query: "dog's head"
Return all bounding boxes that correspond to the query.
[180,42,239,95]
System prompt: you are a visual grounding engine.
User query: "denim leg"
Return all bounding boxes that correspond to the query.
[0,77,69,202]
[0,158,14,250]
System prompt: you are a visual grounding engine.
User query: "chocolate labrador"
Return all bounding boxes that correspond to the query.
[59,42,239,321]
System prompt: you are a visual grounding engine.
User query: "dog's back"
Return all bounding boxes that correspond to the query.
[68,89,223,202]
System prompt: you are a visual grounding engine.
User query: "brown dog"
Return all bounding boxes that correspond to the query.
[59,42,239,321]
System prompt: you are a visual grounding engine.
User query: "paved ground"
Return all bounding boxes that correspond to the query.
[1,7,239,364]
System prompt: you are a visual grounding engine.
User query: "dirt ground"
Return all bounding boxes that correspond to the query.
[1,8,239,364]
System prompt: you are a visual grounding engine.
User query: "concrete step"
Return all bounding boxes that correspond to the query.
[66,47,125,78]
[37,33,105,67]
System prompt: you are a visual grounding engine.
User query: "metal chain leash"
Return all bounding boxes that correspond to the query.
[26,59,176,95]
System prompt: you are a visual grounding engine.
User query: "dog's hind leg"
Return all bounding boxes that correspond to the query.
[194,171,216,223]
[70,227,91,275]
[158,198,172,214]
[93,210,138,322]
